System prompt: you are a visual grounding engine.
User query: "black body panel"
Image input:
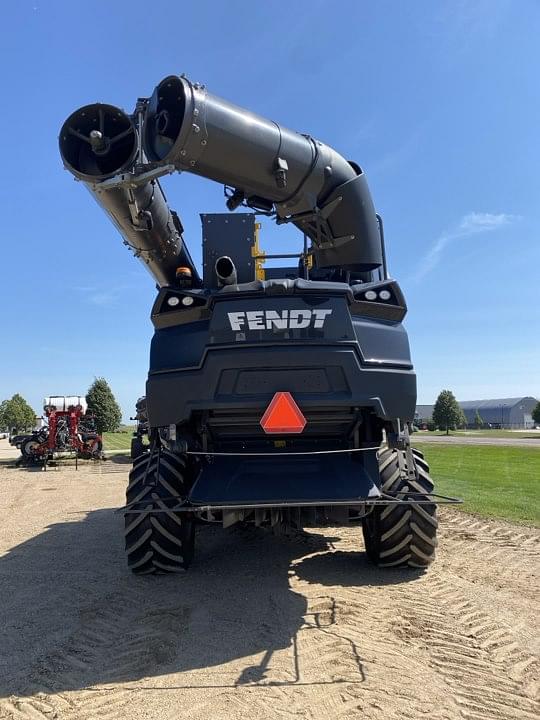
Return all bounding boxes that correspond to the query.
[147,344,415,427]
[147,286,416,429]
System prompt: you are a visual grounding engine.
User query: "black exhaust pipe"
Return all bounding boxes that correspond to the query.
[143,75,382,271]
[215,256,237,287]
[59,103,200,287]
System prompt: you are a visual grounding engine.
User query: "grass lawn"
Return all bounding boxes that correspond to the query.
[414,442,540,526]
[102,431,132,452]
[416,429,540,439]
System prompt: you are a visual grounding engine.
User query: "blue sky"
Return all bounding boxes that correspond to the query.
[0,0,538,419]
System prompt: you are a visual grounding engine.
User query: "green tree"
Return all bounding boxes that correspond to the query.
[532,401,540,426]
[432,389,463,435]
[474,410,484,429]
[0,394,36,432]
[86,378,122,433]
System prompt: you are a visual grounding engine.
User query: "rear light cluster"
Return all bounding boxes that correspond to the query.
[167,295,194,307]
[364,289,392,302]
[350,280,406,322]
[152,288,211,328]
[163,292,206,311]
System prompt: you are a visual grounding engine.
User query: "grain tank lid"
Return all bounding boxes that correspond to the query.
[43,396,88,412]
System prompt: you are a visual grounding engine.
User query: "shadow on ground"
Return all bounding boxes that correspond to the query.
[0,506,421,697]
[107,453,132,464]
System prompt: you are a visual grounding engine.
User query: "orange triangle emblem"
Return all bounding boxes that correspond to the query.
[260,392,306,434]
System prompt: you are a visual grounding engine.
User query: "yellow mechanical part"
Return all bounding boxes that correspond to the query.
[251,222,266,281]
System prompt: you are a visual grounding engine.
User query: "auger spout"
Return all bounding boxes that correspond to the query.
[59,103,200,287]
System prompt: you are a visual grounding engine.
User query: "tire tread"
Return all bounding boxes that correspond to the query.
[124,449,194,574]
[362,447,438,568]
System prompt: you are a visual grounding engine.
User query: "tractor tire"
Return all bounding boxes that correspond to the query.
[362,447,438,568]
[130,436,146,460]
[124,449,195,574]
[89,438,103,458]
[20,436,42,461]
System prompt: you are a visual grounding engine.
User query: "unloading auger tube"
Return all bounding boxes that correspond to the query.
[59,75,383,279]
[59,103,200,287]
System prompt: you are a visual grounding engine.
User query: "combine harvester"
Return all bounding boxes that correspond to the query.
[19,396,103,469]
[60,74,455,574]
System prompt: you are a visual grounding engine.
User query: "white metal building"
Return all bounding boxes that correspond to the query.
[415,396,538,429]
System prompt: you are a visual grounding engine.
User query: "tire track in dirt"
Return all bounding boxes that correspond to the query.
[196,592,456,720]
[435,510,540,662]
[0,587,191,720]
[1,463,539,720]
[297,516,540,719]
[384,507,540,720]
[395,572,540,720]
[439,513,540,590]
[0,556,453,720]
[2,530,538,720]
[288,571,457,718]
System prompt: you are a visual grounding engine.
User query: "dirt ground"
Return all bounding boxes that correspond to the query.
[0,455,538,720]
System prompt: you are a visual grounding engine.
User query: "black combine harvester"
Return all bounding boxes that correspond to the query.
[60,74,447,574]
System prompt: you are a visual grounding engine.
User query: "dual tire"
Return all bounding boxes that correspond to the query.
[362,447,438,567]
[124,450,195,574]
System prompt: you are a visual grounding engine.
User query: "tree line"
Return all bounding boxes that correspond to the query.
[2,383,539,436]
[428,390,540,433]
[0,378,122,434]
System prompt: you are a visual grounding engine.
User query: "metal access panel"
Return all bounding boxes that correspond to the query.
[201,213,256,287]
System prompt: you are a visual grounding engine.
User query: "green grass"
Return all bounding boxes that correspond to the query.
[416,429,539,439]
[414,442,540,526]
[102,431,132,452]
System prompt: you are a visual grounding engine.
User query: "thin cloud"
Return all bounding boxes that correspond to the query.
[431,0,512,57]
[71,282,139,307]
[371,129,423,177]
[412,212,520,282]
[71,285,117,306]
[72,285,96,293]
[88,291,118,307]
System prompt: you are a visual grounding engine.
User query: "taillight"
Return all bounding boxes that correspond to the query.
[350,280,407,322]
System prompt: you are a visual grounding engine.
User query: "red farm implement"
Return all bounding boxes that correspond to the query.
[19,396,103,469]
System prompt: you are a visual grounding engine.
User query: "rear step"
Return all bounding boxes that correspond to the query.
[188,452,380,505]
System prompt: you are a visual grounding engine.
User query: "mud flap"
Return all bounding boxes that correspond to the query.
[188,452,381,506]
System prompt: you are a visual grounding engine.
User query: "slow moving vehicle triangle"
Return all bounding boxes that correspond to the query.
[260,392,306,434]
